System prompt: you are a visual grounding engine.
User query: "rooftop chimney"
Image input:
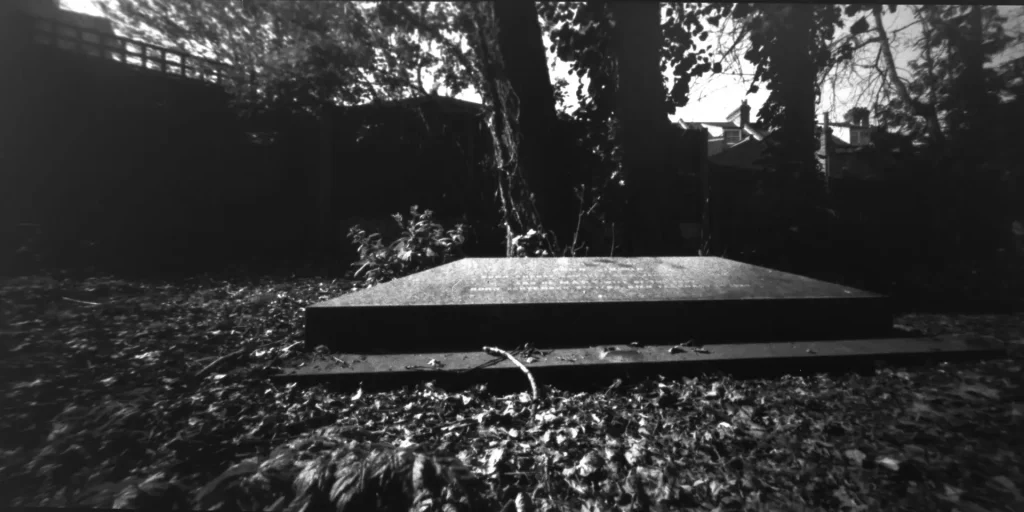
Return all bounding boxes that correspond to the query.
[844,108,871,127]
[821,113,832,154]
[740,100,750,129]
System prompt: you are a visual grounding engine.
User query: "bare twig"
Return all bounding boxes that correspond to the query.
[610,222,615,257]
[196,348,246,379]
[711,23,751,73]
[483,345,542,401]
[872,6,944,145]
[569,185,593,257]
[353,261,372,278]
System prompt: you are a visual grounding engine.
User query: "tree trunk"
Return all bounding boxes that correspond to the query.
[608,1,680,256]
[955,5,987,254]
[466,1,580,255]
[493,1,579,246]
[316,109,335,255]
[963,6,986,142]
[762,5,824,267]
[776,5,819,182]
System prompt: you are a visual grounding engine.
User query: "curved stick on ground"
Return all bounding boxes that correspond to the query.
[483,346,542,401]
[195,348,246,379]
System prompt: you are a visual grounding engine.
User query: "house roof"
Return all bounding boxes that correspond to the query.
[367,95,482,110]
[818,128,853,148]
[708,137,767,171]
[680,120,770,139]
[684,121,742,129]
[744,124,769,141]
[830,122,871,129]
[343,95,483,116]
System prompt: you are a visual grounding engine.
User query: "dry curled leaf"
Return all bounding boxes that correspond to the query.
[845,449,867,467]
[576,451,605,480]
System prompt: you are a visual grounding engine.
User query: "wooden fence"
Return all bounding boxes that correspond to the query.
[27,13,236,86]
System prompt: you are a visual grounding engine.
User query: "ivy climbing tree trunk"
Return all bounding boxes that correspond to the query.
[755,5,827,267]
[492,1,579,251]
[465,1,579,256]
[609,1,680,256]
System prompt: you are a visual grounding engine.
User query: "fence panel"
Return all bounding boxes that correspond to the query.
[25,12,230,86]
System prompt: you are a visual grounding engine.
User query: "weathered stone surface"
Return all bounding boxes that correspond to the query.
[278,336,1006,391]
[307,257,892,352]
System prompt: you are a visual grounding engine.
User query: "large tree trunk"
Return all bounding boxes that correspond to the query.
[608,1,680,256]
[775,5,820,206]
[783,6,818,175]
[492,1,579,247]
[763,5,825,268]
[466,1,579,255]
[962,6,986,143]
[954,5,988,254]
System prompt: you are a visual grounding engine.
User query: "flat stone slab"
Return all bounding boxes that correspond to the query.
[277,335,1007,391]
[307,257,892,353]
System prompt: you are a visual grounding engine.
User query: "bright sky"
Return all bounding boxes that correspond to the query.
[62,0,1023,124]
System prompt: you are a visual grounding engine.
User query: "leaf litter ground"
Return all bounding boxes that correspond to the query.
[1,273,1022,511]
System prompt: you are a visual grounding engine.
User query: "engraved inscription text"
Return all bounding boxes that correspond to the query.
[466,266,748,293]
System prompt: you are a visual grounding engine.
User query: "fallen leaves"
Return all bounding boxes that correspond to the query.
[844,449,867,467]
[1,274,1023,511]
[990,475,1022,501]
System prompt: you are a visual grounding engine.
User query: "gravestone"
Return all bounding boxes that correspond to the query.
[306,257,892,353]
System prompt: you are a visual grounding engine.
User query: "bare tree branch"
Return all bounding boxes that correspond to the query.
[872,6,945,145]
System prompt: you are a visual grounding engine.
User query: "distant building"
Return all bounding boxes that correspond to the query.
[683,101,885,179]
[681,101,874,159]
[680,101,769,157]
[830,110,874,147]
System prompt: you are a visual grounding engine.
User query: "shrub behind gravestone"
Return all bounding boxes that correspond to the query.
[346,206,466,288]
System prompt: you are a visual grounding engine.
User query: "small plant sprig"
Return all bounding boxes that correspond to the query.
[347,206,466,288]
[509,186,598,258]
[510,228,555,258]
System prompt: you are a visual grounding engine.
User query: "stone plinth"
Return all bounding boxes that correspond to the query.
[306,257,892,353]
